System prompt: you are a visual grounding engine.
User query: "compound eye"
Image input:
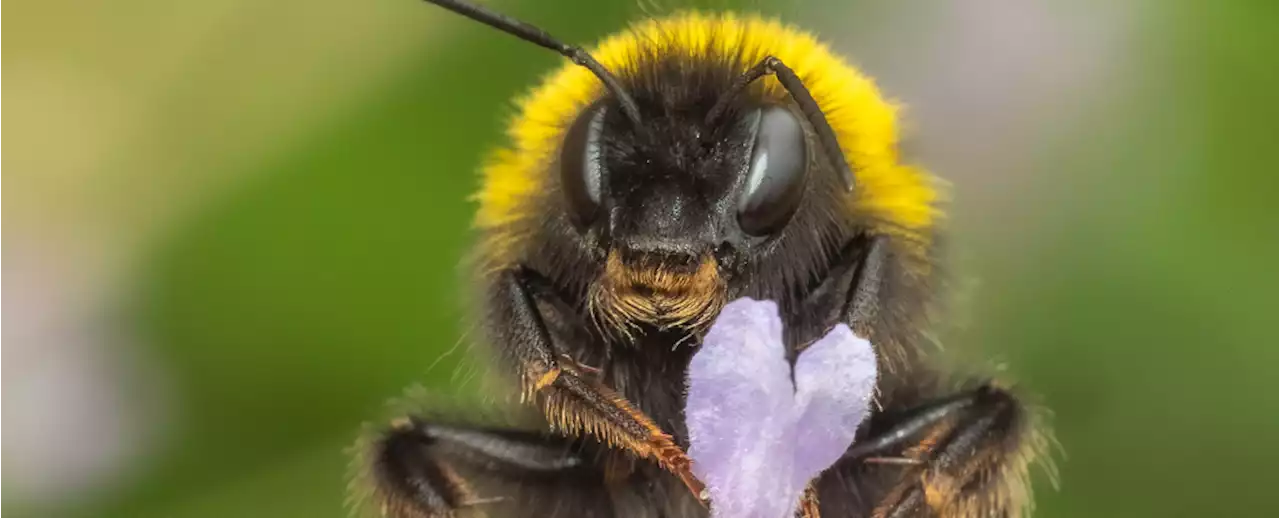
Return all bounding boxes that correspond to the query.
[737,106,807,236]
[560,104,607,227]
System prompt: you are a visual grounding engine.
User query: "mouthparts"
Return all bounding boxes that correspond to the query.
[588,249,727,340]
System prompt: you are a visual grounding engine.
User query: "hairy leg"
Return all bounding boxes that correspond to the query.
[358,418,619,518]
[488,268,704,499]
[817,384,1048,518]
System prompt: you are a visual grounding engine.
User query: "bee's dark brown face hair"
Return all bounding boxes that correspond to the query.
[354,2,1053,518]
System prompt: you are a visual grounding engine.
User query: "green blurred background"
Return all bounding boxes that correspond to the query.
[3,0,1274,517]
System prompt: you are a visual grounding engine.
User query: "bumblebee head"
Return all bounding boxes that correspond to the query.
[556,57,864,333]
[561,98,811,272]
[445,4,939,335]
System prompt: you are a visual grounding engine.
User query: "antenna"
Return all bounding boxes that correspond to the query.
[423,0,643,125]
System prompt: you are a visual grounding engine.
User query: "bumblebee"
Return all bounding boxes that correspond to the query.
[353,1,1050,516]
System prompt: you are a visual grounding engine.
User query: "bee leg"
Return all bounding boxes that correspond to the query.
[797,234,887,344]
[489,268,705,501]
[842,234,889,337]
[360,417,608,517]
[842,390,978,461]
[796,483,822,518]
[844,385,1040,518]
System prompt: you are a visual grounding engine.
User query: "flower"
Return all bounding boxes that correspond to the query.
[685,298,878,518]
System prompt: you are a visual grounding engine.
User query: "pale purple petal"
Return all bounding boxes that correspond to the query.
[791,324,878,480]
[686,300,880,518]
[685,298,796,518]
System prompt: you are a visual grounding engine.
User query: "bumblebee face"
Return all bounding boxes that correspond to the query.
[561,100,810,331]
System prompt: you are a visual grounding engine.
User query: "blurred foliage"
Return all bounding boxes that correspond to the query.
[981,4,1276,516]
[9,0,1273,517]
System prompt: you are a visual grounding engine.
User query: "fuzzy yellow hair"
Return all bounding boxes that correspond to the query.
[475,12,939,264]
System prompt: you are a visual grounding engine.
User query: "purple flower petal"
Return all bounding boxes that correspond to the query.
[686,298,796,518]
[685,299,879,518]
[791,323,878,481]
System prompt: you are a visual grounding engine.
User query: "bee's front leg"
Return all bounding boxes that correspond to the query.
[357,418,606,517]
[796,483,822,518]
[489,267,706,501]
[835,384,1050,518]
